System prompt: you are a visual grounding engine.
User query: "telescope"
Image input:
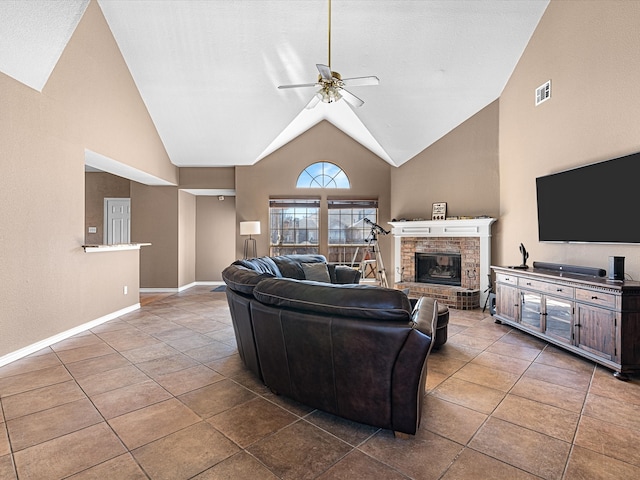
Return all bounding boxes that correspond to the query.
[363,217,390,236]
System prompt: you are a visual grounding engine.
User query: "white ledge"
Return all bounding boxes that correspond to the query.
[82,243,151,253]
[389,218,496,237]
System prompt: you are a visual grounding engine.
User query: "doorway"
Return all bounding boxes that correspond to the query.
[104,198,131,244]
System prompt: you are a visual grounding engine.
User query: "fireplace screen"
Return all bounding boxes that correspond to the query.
[415,252,462,286]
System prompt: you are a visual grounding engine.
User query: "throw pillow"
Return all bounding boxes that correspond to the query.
[326,263,338,283]
[301,262,331,283]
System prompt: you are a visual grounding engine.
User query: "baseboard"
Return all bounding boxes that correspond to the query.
[182,281,225,290]
[139,288,179,293]
[140,281,224,294]
[179,282,197,292]
[2,280,226,368]
[0,303,140,368]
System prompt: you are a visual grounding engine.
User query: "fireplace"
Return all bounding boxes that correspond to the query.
[415,252,462,286]
[389,218,496,309]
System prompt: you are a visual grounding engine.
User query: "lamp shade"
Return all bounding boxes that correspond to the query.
[240,221,261,236]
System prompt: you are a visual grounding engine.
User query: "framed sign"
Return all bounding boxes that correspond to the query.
[432,202,447,220]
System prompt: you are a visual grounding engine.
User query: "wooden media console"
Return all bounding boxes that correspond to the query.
[492,265,640,380]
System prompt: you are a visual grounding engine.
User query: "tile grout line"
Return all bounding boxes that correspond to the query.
[442,329,540,477]
[560,365,598,480]
[429,319,583,479]
[0,399,19,480]
[50,341,154,479]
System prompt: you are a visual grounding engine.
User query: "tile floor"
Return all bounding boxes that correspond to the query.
[1,286,639,479]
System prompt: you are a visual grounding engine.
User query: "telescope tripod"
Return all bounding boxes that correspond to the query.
[351,221,389,288]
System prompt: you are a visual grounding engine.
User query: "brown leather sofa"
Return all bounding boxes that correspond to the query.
[222,255,361,380]
[222,254,437,435]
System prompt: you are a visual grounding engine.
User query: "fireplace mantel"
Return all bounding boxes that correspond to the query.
[389,218,496,307]
[389,218,496,238]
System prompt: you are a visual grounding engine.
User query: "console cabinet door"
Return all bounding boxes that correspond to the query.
[520,291,543,331]
[496,283,519,323]
[544,296,574,344]
[575,304,616,361]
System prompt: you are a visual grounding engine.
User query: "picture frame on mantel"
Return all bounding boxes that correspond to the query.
[432,202,447,220]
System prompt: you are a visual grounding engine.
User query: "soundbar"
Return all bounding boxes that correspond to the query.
[532,261,606,277]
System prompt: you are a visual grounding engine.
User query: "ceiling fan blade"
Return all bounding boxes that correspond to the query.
[305,94,322,109]
[341,75,380,87]
[316,64,333,80]
[278,82,319,89]
[340,88,365,108]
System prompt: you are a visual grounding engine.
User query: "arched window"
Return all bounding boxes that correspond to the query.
[296,162,350,188]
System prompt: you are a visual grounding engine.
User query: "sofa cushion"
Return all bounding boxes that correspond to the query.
[253,278,412,322]
[326,263,338,283]
[234,257,282,277]
[270,254,327,279]
[222,264,275,295]
[301,262,331,283]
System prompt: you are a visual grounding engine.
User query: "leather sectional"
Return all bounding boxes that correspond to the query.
[221,254,438,435]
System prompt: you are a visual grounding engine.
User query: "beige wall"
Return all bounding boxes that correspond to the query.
[0,1,174,358]
[391,100,500,221]
[196,196,237,282]
[236,120,392,278]
[131,184,179,289]
[131,184,234,288]
[45,4,178,183]
[180,167,235,189]
[178,191,196,287]
[179,166,237,283]
[85,172,131,244]
[498,0,640,276]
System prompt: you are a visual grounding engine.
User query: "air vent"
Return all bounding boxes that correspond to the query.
[535,80,551,106]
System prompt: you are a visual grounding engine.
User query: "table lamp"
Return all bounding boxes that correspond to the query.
[240,221,260,259]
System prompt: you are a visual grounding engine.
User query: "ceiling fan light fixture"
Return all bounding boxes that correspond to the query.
[317,85,342,104]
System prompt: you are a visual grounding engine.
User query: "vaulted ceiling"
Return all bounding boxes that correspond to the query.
[0,0,549,167]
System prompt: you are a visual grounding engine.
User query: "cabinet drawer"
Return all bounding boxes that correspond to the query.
[496,273,517,285]
[518,277,574,299]
[545,283,573,299]
[575,288,617,308]
[518,277,543,290]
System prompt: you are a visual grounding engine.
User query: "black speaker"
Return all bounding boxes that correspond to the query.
[609,256,625,281]
[532,261,606,277]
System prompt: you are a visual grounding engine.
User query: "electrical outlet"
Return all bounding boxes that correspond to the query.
[123,286,128,295]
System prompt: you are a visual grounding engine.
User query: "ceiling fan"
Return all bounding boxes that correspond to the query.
[277,0,379,109]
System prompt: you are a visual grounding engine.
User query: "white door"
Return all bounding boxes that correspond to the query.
[104,198,131,244]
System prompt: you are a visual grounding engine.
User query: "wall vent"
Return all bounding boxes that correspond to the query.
[535,80,551,106]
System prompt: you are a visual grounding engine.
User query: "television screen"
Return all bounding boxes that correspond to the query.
[536,152,640,243]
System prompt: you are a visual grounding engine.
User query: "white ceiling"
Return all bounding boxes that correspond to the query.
[0,0,89,91]
[1,0,549,168]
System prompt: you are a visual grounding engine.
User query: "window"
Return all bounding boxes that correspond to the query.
[269,198,320,256]
[296,162,350,188]
[327,199,378,265]
[270,166,377,261]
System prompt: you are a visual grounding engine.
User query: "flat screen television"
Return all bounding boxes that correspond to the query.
[536,151,640,243]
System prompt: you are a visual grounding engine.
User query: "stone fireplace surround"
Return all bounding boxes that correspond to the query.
[389,219,496,309]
